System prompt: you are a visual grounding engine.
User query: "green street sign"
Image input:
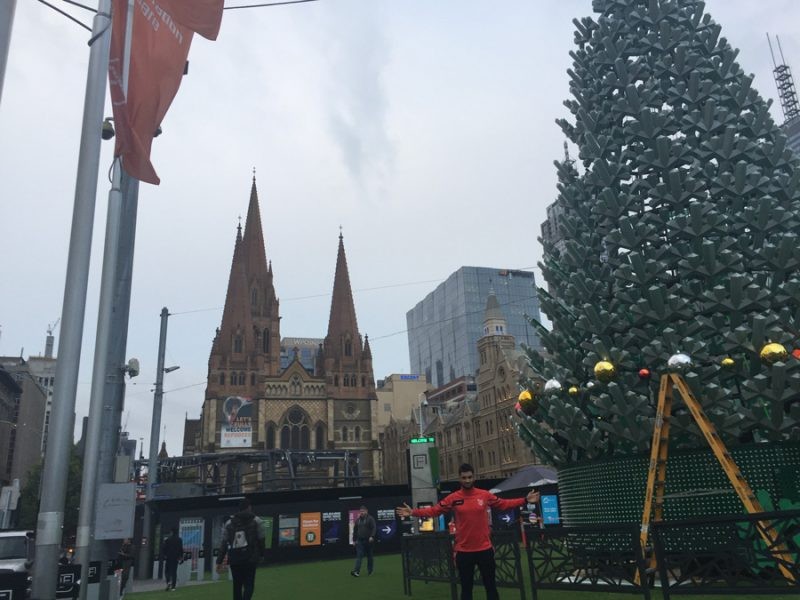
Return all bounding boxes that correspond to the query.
[410,436,435,444]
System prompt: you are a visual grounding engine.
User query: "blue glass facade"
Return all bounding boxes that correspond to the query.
[406,267,543,388]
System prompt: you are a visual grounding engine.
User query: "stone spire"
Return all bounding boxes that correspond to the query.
[324,232,361,359]
[207,176,282,401]
[323,232,375,397]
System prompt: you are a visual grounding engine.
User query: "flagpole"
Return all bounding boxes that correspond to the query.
[74,1,137,597]
[30,2,113,598]
[0,0,17,106]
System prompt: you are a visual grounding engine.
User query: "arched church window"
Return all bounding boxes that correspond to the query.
[342,426,348,442]
[251,288,258,306]
[266,424,276,449]
[219,372,225,385]
[361,376,366,387]
[263,329,270,353]
[334,375,339,387]
[343,374,350,387]
[344,339,352,356]
[238,372,245,386]
[315,424,325,449]
[250,373,256,386]
[234,335,243,353]
[355,426,361,441]
[280,407,310,450]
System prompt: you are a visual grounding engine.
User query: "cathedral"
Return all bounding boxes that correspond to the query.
[185,177,379,486]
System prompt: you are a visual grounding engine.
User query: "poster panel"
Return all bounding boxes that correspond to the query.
[347,510,361,545]
[179,518,204,573]
[259,516,274,549]
[541,495,561,525]
[322,511,342,544]
[278,514,299,547]
[220,396,253,448]
[300,512,321,546]
[376,508,396,542]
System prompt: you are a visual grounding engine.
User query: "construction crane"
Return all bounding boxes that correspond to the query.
[47,318,61,337]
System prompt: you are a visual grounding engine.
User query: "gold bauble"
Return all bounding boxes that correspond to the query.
[568,386,579,396]
[593,360,616,383]
[760,342,788,365]
[518,390,532,402]
[721,357,735,369]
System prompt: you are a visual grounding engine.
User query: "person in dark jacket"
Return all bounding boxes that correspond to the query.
[216,498,265,600]
[350,505,376,577]
[161,528,183,591]
[117,538,134,597]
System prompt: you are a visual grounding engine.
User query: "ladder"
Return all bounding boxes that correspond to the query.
[636,373,796,585]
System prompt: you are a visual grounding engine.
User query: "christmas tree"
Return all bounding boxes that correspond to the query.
[519,0,800,468]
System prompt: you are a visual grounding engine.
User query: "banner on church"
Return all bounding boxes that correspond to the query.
[220,396,253,448]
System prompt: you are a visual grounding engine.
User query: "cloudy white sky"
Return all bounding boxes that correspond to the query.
[1,0,798,457]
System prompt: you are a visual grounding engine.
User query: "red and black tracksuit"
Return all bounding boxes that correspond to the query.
[411,487,526,600]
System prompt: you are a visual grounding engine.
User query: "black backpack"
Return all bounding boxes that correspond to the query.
[227,518,258,564]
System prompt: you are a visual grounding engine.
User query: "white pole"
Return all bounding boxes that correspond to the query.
[31,2,113,598]
[0,0,17,106]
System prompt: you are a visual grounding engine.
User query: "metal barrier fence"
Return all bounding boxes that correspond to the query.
[400,530,526,600]
[651,508,800,598]
[523,523,650,600]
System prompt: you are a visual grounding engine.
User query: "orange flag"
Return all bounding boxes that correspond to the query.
[108,0,224,185]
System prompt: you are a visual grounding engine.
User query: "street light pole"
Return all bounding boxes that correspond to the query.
[0,0,16,106]
[31,3,113,598]
[138,307,170,579]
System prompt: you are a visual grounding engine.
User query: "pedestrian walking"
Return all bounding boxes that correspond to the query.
[117,538,134,597]
[161,527,183,591]
[216,498,265,600]
[350,505,376,577]
[397,463,539,600]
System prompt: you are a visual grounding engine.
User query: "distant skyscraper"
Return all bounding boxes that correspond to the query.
[406,266,542,388]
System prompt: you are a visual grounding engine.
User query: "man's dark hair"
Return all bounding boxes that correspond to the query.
[238,498,252,512]
[459,463,474,475]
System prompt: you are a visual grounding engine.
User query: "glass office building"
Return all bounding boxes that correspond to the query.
[406,266,543,388]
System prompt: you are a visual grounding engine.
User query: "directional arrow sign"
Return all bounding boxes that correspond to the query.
[382,525,392,535]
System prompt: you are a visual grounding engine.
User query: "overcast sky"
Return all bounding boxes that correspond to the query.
[1,0,798,458]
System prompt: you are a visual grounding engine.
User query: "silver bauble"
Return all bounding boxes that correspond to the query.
[667,352,692,371]
[544,378,563,394]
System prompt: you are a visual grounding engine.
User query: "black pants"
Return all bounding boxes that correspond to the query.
[164,560,179,589]
[230,562,257,600]
[456,549,498,600]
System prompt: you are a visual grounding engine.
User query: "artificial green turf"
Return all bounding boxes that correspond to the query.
[127,554,798,600]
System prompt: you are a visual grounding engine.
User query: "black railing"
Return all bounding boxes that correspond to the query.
[652,509,800,598]
[523,523,650,600]
[400,530,526,600]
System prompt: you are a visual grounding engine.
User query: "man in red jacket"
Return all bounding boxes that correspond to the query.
[397,463,539,600]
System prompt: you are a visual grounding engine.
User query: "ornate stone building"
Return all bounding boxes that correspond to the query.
[383,291,541,483]
[191,178,379,483]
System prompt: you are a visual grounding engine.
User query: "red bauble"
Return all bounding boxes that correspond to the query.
[638,368,651,380]
[793,348,800,360]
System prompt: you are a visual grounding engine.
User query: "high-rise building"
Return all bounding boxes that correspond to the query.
[190,177,379,484]
[406,267,542,388]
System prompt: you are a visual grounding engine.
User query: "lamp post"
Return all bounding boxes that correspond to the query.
[137,307,179,579]
[418,393,428,436]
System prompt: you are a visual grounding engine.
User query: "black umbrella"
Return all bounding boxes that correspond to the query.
[489,464,558,493]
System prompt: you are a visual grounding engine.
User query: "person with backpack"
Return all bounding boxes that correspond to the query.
[216,498,265,600]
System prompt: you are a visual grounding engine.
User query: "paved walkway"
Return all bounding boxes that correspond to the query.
[127,577,217,594]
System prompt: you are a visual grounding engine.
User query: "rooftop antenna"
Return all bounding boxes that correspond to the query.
[767,33,800,124]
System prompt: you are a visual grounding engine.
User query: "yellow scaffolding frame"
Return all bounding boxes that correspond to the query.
[636,373,796,585]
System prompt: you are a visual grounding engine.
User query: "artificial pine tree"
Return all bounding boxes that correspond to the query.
[519,0,800,470]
